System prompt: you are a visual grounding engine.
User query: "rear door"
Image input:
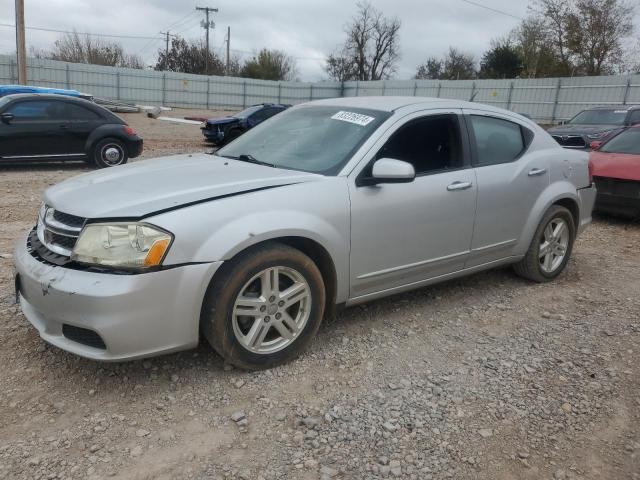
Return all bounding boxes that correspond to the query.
[463,110,549,267]
[0,99,70,159]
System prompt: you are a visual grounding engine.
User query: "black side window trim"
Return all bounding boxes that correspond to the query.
[466,114,534,168]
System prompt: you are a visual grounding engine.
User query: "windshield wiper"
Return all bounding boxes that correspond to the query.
[221,154,277,168]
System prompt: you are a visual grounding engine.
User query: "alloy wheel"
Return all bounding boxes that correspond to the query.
[539,217,570,274]
[232,266,311,354]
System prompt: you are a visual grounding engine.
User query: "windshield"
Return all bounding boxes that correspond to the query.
[233,105,263,119]
[568,109,628,125]
[600,128,640,155]
[217,105,391,175]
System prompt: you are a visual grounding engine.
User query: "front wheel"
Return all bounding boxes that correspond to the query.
[514,205,575,282]
[201,243,325,370]
[91,138,128,168]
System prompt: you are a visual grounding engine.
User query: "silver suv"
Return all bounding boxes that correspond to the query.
[14,97,597,369]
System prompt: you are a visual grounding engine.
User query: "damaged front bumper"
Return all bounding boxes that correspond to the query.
[13,231,222,361]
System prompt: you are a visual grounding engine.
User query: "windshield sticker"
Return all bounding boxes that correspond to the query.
[614,110,628,114]
[331,111,375,126]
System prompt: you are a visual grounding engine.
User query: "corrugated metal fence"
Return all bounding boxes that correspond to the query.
[1,55,639,124]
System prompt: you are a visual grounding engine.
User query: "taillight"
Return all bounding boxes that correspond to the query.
[123,126,136,136]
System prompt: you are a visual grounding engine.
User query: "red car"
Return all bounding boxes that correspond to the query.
[589,125,640,217]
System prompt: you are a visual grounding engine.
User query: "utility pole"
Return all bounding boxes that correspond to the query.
[159,31,175,70]
[14,0,27,85]
[226,26,230,75]
[196,6,218,75]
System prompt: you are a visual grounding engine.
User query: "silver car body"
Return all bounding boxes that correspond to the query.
[14,97,597,360]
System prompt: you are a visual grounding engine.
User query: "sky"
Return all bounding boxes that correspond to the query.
[0,0,638,81]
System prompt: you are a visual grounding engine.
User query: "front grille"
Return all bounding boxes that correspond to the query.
[552,135,586,148]
[48,231,77,250]
[28,228,74,266]
[62,324,106,350]
[52,210,85,228]
[37,207,86,258]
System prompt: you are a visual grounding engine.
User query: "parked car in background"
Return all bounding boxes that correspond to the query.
[201,103,290,146]
[589,125,640,218]
[14,97,595,369]
[0,85,83,99]
[0,94,143,168]
[547,105,640,149]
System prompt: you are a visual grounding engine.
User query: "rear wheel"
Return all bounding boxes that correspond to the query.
[514,205,575,282]
[201,243,325,370]
[91,137,128,168]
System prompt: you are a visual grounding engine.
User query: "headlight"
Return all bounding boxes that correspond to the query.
[71,223,173,270]
[587,130,612,139]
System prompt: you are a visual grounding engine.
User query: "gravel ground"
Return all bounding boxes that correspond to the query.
[0,112,638,479]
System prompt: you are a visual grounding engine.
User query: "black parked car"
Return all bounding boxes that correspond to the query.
[547,105,640,149]
[0,94,143,168]
[201,103,290,146]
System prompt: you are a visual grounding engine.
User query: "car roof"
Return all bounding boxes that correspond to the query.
[1,93,91,103]
[306,96,509,113]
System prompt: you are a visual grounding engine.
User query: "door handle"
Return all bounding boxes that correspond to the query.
[59,124,70,130]
[447,181,473,191]
[528,168,547,177]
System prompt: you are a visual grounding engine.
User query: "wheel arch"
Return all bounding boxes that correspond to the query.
[84,126,128,153]
[516,182,581,256]
[202,236,339,321]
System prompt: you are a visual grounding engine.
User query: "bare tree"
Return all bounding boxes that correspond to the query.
[565,0,635,75]
[415,48,476,80]
[529,0,635,76]
[532,0,573,75]
[46,32,144,68]
[325,1,401,81]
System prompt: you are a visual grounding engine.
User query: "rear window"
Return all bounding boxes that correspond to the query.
[470,115,527,166]
[600,128,640,155]
[569,109,628,125]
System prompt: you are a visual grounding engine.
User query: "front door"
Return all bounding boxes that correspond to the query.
[0,99,69,159]
[348,111,477,299]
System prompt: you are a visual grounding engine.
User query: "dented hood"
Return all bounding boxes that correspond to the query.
[44,153,323,219]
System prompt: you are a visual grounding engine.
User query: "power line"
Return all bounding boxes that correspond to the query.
[0,22,162,40]
[458,0,523,21]
[163,11,198,31]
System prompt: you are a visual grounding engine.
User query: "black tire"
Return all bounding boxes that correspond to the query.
[91,137,128,168]
[514,205,576,283]
[223,128,242,145]
[201,243,326,370]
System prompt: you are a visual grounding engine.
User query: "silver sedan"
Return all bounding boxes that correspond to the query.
[14,97,597,369]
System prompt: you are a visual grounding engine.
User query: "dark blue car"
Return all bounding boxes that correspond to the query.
[201,103,290,146]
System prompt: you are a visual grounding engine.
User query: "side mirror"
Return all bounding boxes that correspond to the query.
[558,120,566,126]
[589,140,602,150]
[1,113,14,124]
[360,158,416,186]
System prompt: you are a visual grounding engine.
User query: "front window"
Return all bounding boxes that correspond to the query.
[568,109,628,126]
[217,106,390,175]
[600,128,640,155]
